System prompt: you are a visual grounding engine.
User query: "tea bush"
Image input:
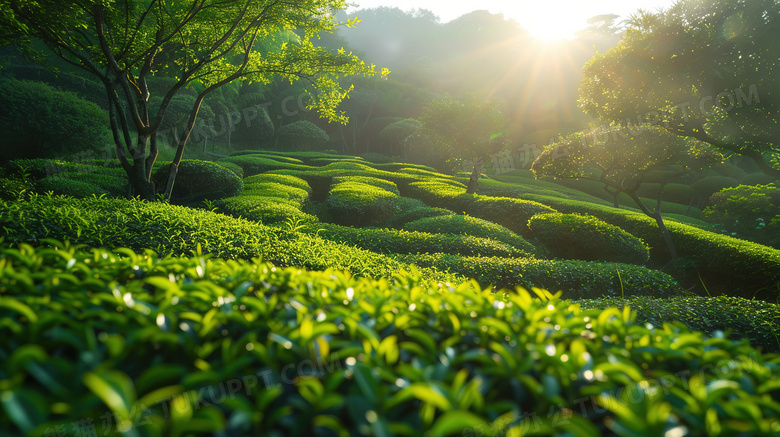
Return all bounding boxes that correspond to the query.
[325,181,400,227]
[528,213,650,265]
[152,160,242,202]
[521,194,780,300]
[332,176,400,195]
[578,296,780,353]
[704,184,780,248]
[2,243,778,436]
[404,181,555,236]
[218,155,313,177]
[218,196,318,226]
[35,177,109,198]
[399,253,680,299]
[0,196,448,281]
[313,223,532,258]
[405,215,538,255]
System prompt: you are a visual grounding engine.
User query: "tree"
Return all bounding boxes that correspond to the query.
[379,118,421,158]
[532,125,722,261]
[1,0,382,199]
[412,95,506,193]
[579,0,780,180]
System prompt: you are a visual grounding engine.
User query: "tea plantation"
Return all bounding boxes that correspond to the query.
[2,153,780,436]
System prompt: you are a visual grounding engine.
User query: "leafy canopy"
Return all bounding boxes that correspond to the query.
[579,0,780,178]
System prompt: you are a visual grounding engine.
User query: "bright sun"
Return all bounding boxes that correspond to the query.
[502,4,585,42]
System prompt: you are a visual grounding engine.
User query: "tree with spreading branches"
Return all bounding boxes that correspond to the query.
[0,0,384,199]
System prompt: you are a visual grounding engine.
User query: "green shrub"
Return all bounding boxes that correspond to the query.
[0,77,111,161]
[34,177,109,198]
[704,184,780,248]
[0,177,33,200]
[404,181,556,236]
[636,183,694,205]
[314,223,532,258]
[405,215,538,255]
[218,155,313,177]
[528,213,650,265]
[218,195,318,226]
[741,172,776,186]
[216,161,244,178]
[243,173,312,192]
[332,176,400,194]
[152,159,243,202]
[54,171,127,196]
[692,176,740,202]
[325,181,400,227]
[398,253,680,299]
[578,296,780,353]
[277,120,329,151]
[521,194,780,300]
[7,159,123,180]
[0,196,448,281]
[388,199,453,228]
[3,243,778,436]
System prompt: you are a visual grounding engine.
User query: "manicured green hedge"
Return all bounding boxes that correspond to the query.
[7,158,124,180]
[152,160,243,202]
[35,177,109,198]
[244,173,313,193]
[0,177,32,200]
[325,181,400,227]
[0,196,448,281]
[520,194,780,300]
[218,196,318,226]
[577,296,780,353]
[404,181,555,236]
[218,155,314,177]
[2,243,779,436]
[388,205,453,229]
[398,253,681,299]
[313,223,533,258]
[52,171,127,196]
[528,213,650,265]
[332,176,400,195]
[405,215,539,255]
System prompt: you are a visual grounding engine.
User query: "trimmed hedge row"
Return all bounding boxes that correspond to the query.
[217,196,319,226]
[404,181,555,236]
[313,223,533,258]
[577,296,780,353]
[2,243,779,436]
[0,196,451,282]
[152,160,243,202]
[35,178,110,198]
[325,181,400,227]
[397,253,681,300]
[528,213,650,265]
[405,214,539,255]
[520,194,780,300]
[332,176,400,195]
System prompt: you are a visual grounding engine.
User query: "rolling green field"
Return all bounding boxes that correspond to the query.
[2,153,780,436]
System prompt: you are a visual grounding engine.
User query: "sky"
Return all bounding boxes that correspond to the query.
[347,0,679,41]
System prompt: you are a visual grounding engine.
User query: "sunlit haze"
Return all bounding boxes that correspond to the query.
[348,0,679,41]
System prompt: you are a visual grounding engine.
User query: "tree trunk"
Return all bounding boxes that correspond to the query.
[466,157,484,195]
[653,211,678,261]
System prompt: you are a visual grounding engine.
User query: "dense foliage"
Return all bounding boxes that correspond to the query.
[528,213,650,265]
[3,243,779,436]
[704,184,780,248]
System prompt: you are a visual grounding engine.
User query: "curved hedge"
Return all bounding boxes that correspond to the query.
[521,194,780,300]
[325,181,400,227]
[313,223,533,258]
[528,213,650,265]
[243,173,313,193]
[152,160,243,202]
[35,177,109,198]
[0,196,450,282]
[218,196,318,226]
[332,176,400,195]
[405,214,538,255]
[404,181,555,236]
[578,296,780,353]
[399,253,681,299]
[3,244,779,436]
